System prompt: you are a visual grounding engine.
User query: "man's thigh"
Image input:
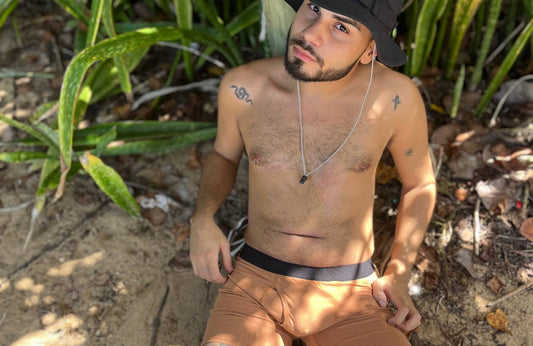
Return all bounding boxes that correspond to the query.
[203,277,292,346]
[302,307,411,346]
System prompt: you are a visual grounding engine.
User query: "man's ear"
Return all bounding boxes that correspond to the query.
[360,41,377,65]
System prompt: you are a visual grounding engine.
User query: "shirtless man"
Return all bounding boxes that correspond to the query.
[190,0,437,344]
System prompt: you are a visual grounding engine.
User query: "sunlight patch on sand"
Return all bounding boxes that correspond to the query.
[47,251,105,277]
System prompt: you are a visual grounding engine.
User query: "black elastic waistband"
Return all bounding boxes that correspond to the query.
[239,244,374,281]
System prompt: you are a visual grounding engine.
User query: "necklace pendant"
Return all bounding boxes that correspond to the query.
[300,175,308,184]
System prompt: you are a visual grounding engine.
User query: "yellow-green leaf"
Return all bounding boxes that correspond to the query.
[79,152,141,217]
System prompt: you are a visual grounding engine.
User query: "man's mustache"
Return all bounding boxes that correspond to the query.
[289,38,324,66]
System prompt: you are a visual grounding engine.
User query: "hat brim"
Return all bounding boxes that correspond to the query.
[283,0,407,67]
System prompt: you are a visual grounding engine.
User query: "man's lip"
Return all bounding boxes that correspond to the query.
[293,45,316,62]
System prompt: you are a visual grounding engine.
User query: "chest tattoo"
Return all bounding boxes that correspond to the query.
[230,85,254,105]
[405,147,413,156]
[392,95,401,111]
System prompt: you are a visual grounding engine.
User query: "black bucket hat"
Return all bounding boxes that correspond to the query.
[284,0,407,67]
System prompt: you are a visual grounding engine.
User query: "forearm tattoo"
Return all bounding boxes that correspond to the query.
[392,95,401,111]
[405,148,413,157]
[230,85,254,105]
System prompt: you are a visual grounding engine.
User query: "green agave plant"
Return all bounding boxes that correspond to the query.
[0,0,260,250]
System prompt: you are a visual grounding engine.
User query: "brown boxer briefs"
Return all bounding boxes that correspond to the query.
[203,244,410,345]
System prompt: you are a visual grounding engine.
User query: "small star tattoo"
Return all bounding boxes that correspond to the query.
[230,85,254,105]
[392,95,401,111]
[405,148,413,157]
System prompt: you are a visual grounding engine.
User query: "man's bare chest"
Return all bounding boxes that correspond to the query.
[239,104,391,175]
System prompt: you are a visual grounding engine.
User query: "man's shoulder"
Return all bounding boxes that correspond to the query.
[377,66,418,93]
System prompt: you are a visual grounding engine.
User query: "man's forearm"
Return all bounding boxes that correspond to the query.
[386,181,437,278]
[191,150,240,223]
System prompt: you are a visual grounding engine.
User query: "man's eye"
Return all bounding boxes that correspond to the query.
[336,24,348,33]
[309,4,320,14]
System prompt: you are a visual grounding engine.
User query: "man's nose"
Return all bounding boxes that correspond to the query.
[302,20,325,47]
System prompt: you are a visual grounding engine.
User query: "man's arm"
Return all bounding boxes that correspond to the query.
[372,79,437,333]
[189,70,247,284]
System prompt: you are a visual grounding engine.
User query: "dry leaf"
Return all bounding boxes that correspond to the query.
[487,276,504,295]
[486,309,512,335]
[454,187,469,202]
[430,123,461,145]
[519,218,533,241]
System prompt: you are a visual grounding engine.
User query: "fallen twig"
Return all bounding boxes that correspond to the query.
[486,280,533,307]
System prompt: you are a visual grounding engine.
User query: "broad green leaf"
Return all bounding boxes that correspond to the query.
[93,127,217,156]
[0,114,58,150]
[59,27,186,168]
[74,120,215,145]
[16,120,215,147]
[0,151,53,163]
[59,27,228,170]
[79,152,141,217]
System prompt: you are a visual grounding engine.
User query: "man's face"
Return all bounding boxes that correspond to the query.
[284,1,373,82]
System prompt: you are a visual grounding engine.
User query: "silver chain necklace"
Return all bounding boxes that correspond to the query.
[297,52,376,184]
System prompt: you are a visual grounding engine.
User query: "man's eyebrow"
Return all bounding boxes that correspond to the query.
[332,14,361,30]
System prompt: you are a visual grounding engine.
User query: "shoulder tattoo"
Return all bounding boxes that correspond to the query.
[392,95,401,111]
[230,85,254,106]
[405,148,413,157]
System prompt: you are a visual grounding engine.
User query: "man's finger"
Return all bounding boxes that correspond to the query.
[220,243,233,273]
[402,311,421,331]
[389,305,409,326]
[371,281,388,307]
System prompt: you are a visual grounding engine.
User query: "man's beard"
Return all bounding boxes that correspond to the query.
[284,37,360,82]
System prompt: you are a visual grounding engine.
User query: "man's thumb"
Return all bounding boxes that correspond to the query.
[221,243,233,273]
[372,280,388,307]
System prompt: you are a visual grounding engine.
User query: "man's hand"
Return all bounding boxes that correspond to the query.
[371,273,421,333]
[189,218,233,284]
